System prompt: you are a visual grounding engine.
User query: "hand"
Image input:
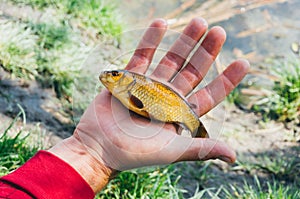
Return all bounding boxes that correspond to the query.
[50,18,249,193]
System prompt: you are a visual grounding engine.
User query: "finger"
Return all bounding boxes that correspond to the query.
[151,18,208,81]
[171,27,226,96]
[175,138,236,163]
[188,59,250,116]
[125,19,168,73]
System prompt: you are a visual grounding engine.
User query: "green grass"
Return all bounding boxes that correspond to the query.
[72,0,122,40]
[255,156,300,180]
[29,22,70,50]
[0,19,38,79]
[97,166,186,199]
[227,58,300,124]
[0,18,87,97]
[229,149,300,198]
[224,176,300,199]
[252,59,300,123]
[234,155,300,185]
[7,0,123,40]
[1,0,123,98]
[226,87,241,105]
[0,111,42,176]
[8,0,54,9]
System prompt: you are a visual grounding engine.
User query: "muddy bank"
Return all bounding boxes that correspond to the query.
[0,68,73,143]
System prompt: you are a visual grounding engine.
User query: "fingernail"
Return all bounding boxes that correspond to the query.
[218,156,234,163]
[194,17,208,27]
[152,18,168,27]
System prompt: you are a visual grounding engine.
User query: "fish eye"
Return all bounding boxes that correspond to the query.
[111,71,119,77]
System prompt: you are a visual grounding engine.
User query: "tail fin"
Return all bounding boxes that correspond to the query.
[194,121,209,138]
[180,119,209,138]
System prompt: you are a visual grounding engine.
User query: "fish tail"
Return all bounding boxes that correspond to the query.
[183,118,209,138]
[194,121,209,138]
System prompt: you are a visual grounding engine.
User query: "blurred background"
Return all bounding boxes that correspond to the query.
[0,0,299,198]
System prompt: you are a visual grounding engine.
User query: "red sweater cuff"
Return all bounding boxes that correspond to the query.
[0,150,94,199]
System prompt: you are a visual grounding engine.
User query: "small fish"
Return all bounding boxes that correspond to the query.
[99,70,208,138]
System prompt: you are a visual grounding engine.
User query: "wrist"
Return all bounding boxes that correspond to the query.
[48,135,117,193]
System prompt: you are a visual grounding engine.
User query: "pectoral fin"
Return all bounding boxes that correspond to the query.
[128,92,144,109]
[127,91,149,118]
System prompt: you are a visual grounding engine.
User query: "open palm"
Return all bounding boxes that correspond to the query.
[74,18,249,171]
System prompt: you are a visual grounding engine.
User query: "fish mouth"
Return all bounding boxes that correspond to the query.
[99,71,112,83]
[99,71,106,82]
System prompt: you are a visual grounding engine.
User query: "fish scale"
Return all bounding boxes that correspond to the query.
[99,70,208,138]
[131,75,183,121]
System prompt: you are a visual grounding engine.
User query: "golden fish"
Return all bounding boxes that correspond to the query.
[99,70,208,138]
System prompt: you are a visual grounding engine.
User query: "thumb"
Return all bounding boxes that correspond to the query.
[175,138,236,163]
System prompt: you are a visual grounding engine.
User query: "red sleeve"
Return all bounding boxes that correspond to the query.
[0,150,95,199]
